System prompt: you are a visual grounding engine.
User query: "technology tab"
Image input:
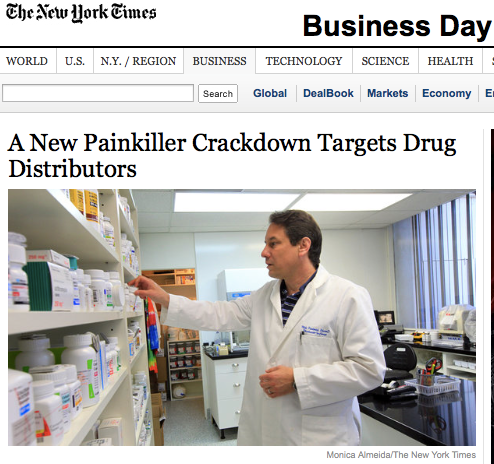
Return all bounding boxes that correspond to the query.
[256,48,352,73]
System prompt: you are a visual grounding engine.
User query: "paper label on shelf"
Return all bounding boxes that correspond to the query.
[48,262,74,311]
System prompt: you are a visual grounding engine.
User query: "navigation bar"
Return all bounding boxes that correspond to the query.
[1,47,494,74]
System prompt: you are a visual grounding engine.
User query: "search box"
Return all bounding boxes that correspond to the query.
[2,84,194,102]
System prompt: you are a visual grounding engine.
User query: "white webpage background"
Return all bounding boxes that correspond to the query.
[1,0,491,460]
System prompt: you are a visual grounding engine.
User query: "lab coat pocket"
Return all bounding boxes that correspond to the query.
[296,334,338,367]
[301,413,357,446]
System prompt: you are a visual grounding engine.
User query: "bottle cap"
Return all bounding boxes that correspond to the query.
[18,337,50,351]
[64,333,93,348]
[59,364,78,383]
[33,380,55,398]
[31,367,67,386]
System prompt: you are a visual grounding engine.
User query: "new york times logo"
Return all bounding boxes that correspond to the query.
[6,3,157,24]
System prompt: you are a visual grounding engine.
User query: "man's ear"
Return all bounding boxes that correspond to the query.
[298,237,312,256]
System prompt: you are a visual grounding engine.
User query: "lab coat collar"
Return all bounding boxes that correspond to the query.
[268,266,330,358]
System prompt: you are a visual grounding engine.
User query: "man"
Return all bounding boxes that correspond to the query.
[129,210,385,445]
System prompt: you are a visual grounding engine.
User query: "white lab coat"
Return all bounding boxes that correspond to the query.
[163,265,385,446]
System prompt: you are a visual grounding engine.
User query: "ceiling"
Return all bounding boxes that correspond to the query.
[132,189,474,234]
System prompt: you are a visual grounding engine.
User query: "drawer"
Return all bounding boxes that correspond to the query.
[214,358,247,374]
[216,371,246,399]
[216,397,243,429]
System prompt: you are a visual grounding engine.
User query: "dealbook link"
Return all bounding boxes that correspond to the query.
[327,451,409,459]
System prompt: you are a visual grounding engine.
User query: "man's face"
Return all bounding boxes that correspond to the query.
[261,223,300,280]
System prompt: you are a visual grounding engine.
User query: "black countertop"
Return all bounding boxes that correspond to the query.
[401,341,476,356]
[358,379,476,446]
[204,350,249,360]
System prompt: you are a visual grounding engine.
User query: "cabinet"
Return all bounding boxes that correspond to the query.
[167,339,203,401]
[407,343,476,381]
[204,354,247,438]
[8,189,153,446]
[142,268,196,302]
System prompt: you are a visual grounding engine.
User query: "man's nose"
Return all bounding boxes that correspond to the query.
[261,246,269,258]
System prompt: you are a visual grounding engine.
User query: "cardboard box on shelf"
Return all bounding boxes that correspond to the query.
[156,356,168,382]
[151,393,165,446]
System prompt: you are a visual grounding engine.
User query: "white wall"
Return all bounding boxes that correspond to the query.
[140,232,196,270]
[141,227,396,312]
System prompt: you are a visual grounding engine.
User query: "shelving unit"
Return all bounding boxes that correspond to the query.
[141,268,203,401]
[167,339,203,401]
[8,189,154,446]
[411,345,476,381]
[143,269,197,301]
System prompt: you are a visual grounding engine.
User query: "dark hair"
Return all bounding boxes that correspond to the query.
[269,210,322,268]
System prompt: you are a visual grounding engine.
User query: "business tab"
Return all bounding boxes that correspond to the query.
[185,49,253,74]
[256,48,352,73]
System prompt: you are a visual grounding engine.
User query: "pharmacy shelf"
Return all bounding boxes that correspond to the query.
[8,189,119,267]
[61,367,129,446]
[135,392,151,444]
[8,311,123,336]
[8,189,153,446]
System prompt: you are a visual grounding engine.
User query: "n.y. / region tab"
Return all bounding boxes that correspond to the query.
[94,48,184,74]
[419,48,482,73]
[353,48,419,74]
[0,48,56,74]
[256,48,352,73]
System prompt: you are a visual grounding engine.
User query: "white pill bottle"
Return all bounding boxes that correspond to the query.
[15,335,55,373]
[8,369,36,446]
[32,380,64,446]
[62,333,100,408]
[60,364,83,421]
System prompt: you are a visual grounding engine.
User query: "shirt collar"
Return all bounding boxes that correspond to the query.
[280,269,318,297]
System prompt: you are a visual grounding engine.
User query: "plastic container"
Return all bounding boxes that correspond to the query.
[8,369,36,446]
[172,384,186,399]
[69,189,85,216]
[103,272,114,310]
[76,269,87,311]
[107,337,121,373]
[103,217,116,249]
[59,364,82,420]
[134,372,148,400]
[15,334,55,372]
[8,232,30,311]
[84,189,100,231]
[133,321,142,348]
[30,365,71,433]
[32,380,64,445]
[85,269,107,311]
[128,328,135,357]
[61,334,100,408]
[106,342,117,378]
[394,334,414,342]
[68,268,81,311]
[83,274,93,311]
[405,375,461,396]
[109,271,125,311]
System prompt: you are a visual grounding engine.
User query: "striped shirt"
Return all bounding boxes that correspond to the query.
[280,270,317,326]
